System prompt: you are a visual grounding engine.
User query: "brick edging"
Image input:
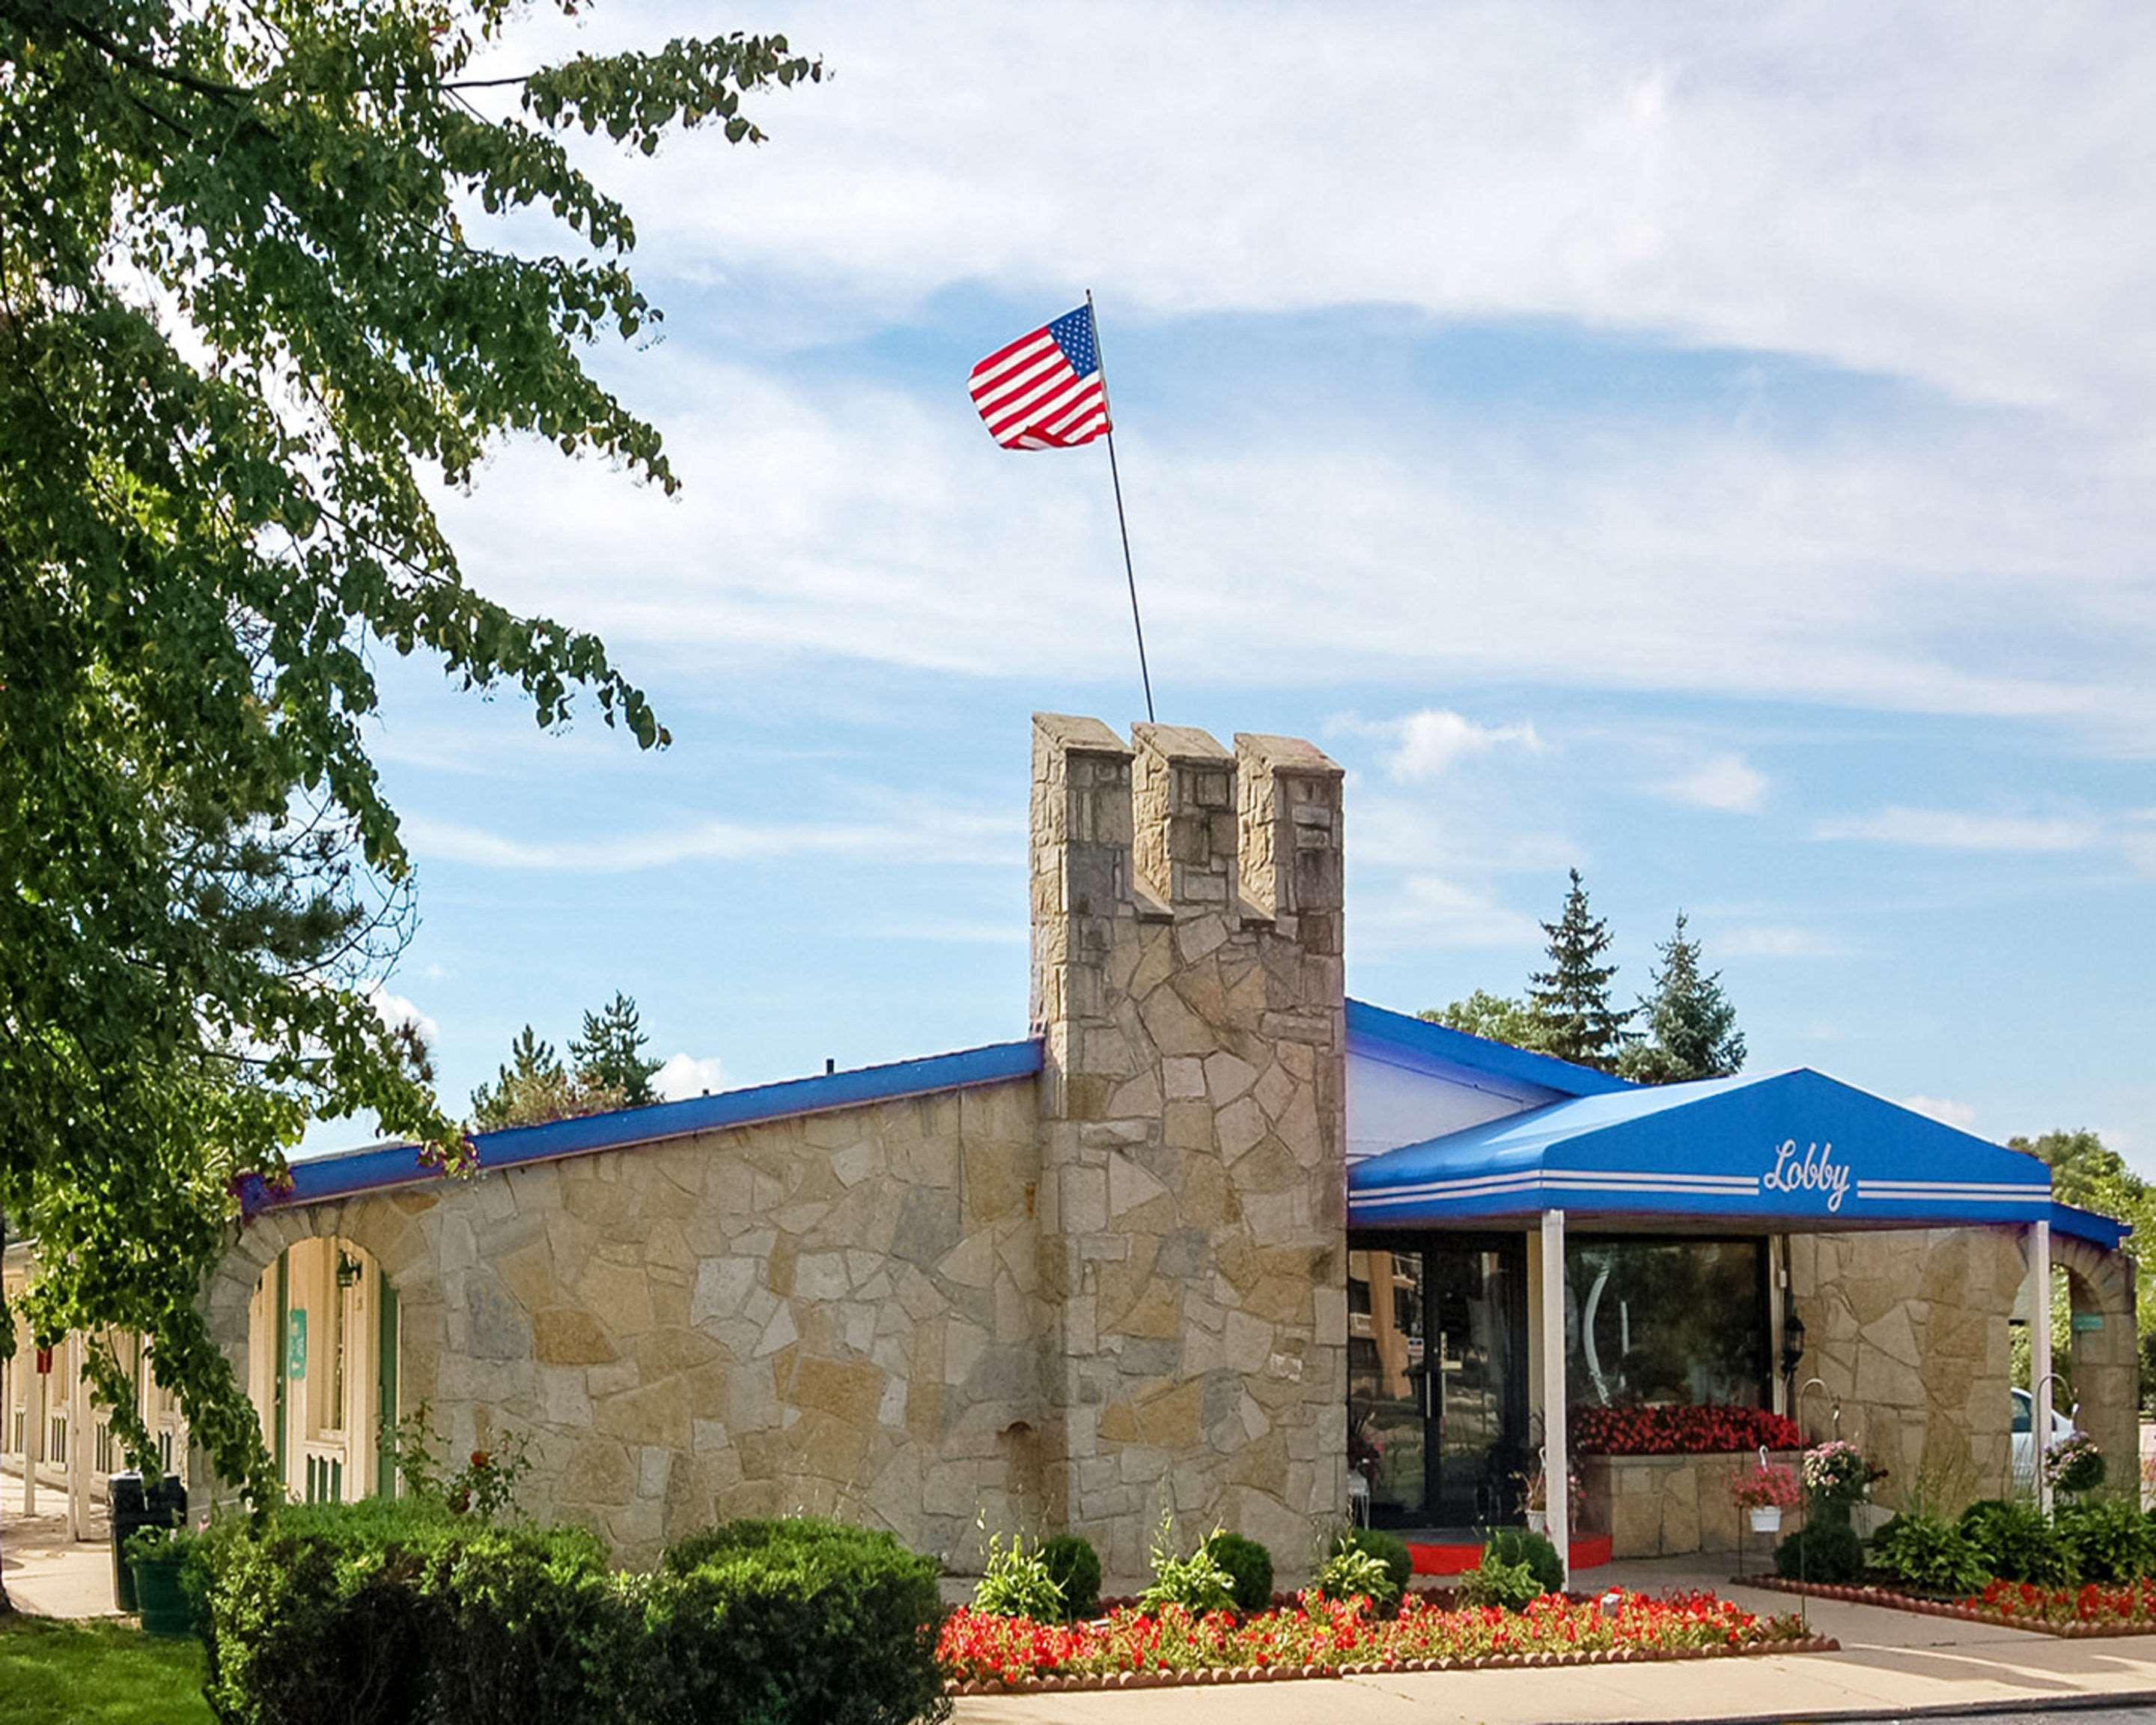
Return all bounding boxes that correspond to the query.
[1739,1575,2156,1639]
[942,1633,1840,1695]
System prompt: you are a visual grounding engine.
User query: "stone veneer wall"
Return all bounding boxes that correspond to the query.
[201,1079,1041,1569]
[1789,1228,2031,1506]
[1582,1451,1803,1558]
[198,711,1355,1583]
[1030,717,1350,1581]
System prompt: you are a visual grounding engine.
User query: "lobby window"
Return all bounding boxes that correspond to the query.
[1566,1238,1768,1408]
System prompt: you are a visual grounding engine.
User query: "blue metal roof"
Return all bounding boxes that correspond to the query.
[1349,1065,2127,1249]
[240,1037,1044,1215]
[1345,1000,1634,1098]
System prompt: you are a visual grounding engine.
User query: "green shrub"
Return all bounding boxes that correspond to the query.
[195,1498,625,1725]
[1869,1512,1988,1597]
[1136,1514,1235,1615]
[1314,1545,1401,1613]
[649,1523,948,1725]
[196,1503,948,1725]
[970,1531,1065,1622]
[1459,1551,1541,1613]
[1482,1527,1563,1596]
[2057,1500,2156,1582]
[1958,1499,2073,1586]
[1326,1527,1413,1607]
[1040,1536,1100,1620]
[1202,1533,1275,1613]
[1774,1518,1864,1584]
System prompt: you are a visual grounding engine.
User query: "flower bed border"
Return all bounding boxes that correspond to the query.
[942,1632,1840,1695]
[1741,1575,2156,1639]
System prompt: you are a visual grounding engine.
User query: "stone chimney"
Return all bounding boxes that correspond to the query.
[1030,713,1348,1579]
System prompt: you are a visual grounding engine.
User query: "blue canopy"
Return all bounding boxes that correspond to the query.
[1348,1067,2126,1250]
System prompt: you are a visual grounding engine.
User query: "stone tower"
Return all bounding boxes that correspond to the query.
[1029,714,1348,1578]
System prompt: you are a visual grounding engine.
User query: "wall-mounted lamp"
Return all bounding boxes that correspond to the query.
[336,1250,364,1291]
[1780,1309,1807,1384]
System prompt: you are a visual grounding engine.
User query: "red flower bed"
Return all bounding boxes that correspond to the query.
[1971,1577,2156,1628]
[937,1589,1812,1686]
[1569,1403,1801,1456]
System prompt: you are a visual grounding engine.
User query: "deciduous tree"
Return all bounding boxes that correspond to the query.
[0,0,820,1541]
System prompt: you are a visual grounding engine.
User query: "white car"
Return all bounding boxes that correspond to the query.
[2010,1387,2079,1492]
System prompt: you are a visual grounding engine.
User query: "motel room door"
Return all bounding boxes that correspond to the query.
[1348,1236,1529,1529]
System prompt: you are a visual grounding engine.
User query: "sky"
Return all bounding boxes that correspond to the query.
[324,1,2156,1168]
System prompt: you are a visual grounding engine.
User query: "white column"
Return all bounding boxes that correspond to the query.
[22,1343,43,1518]
[2032,1219,2053,1513]
[1539,1208,1569,1576]
[68,1336,92,1541]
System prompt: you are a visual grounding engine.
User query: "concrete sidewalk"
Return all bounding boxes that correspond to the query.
[0,1466,118,1617]
[955,1557,2156,1724]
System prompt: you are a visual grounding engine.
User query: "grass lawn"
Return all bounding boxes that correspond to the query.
[0,1613,210,1725]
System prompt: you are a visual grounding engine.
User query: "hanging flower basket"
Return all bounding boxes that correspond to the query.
[1526,1509,1547,1535]
[1748,1506,1784,1534]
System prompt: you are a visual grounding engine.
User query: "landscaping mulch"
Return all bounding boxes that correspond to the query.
[1742,1575,2156,1639]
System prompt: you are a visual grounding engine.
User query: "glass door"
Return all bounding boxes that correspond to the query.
[1428,1241,1526,1526]
[1349,1236,1527,1529]
[1348,1247,1430,1522]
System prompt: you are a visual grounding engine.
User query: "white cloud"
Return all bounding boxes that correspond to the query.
[1900,1094,1979,1131]
[654,1052,728,1101]
[402,803,1017,874]
[1355,874,1544,950]
[1714,924,1847,959]
[361,981,439,1046]
[1812,808,2102,852]
[502,3,2156,425]
[1656,753,1767,813]
[1384,710,1544,782]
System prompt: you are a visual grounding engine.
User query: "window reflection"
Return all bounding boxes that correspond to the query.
[1566,1238,1767,1408]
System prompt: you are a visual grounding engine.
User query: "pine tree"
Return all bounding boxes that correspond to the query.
[1526,869,1631,1071]
[469,1027,578,1131]
[570,992,663,1108]
[1617,912,1745,1083]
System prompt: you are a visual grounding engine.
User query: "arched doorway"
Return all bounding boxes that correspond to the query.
[246,1237,401,1503]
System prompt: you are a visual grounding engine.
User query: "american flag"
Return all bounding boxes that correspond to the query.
[968,305,1111,450]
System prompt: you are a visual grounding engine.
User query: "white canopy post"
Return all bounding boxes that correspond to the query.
[2032,1218,2053,1514]
[1540,1207,1569,1575]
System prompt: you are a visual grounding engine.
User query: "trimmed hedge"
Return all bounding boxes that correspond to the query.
[1482,1527,1565,1595]
[1202,1533,1275,1613]
[1775,1518,1864,1585]
[1041,1536,1101,1621]
[192,1503,948,1725]
[1327,1527,1413,1607]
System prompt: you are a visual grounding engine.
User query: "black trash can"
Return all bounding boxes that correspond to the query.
[108,1471,187,1615]
[107,1472,146,1614]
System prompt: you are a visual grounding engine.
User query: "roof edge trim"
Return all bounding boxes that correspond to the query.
[1346,999,1634,1098]
[240,1037,1045,1216]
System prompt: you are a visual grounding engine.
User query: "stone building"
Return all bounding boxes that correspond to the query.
[4,711,2137,1584]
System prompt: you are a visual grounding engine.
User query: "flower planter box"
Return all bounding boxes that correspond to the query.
[941,1633,1842,1694]
[1580,1450,1806,1559]
[1747,1575,2156,1639]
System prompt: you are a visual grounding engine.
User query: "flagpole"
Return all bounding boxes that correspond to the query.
[1088,290,1156,724]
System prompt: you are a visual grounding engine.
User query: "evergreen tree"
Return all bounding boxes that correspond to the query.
[469,1027,583,1131]
[570,992,663,1108]
[1617,912,1745,1083]
[1526,869,1631,1072]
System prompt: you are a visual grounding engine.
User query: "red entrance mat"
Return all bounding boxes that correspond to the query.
[1408,1533,1613,1575]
